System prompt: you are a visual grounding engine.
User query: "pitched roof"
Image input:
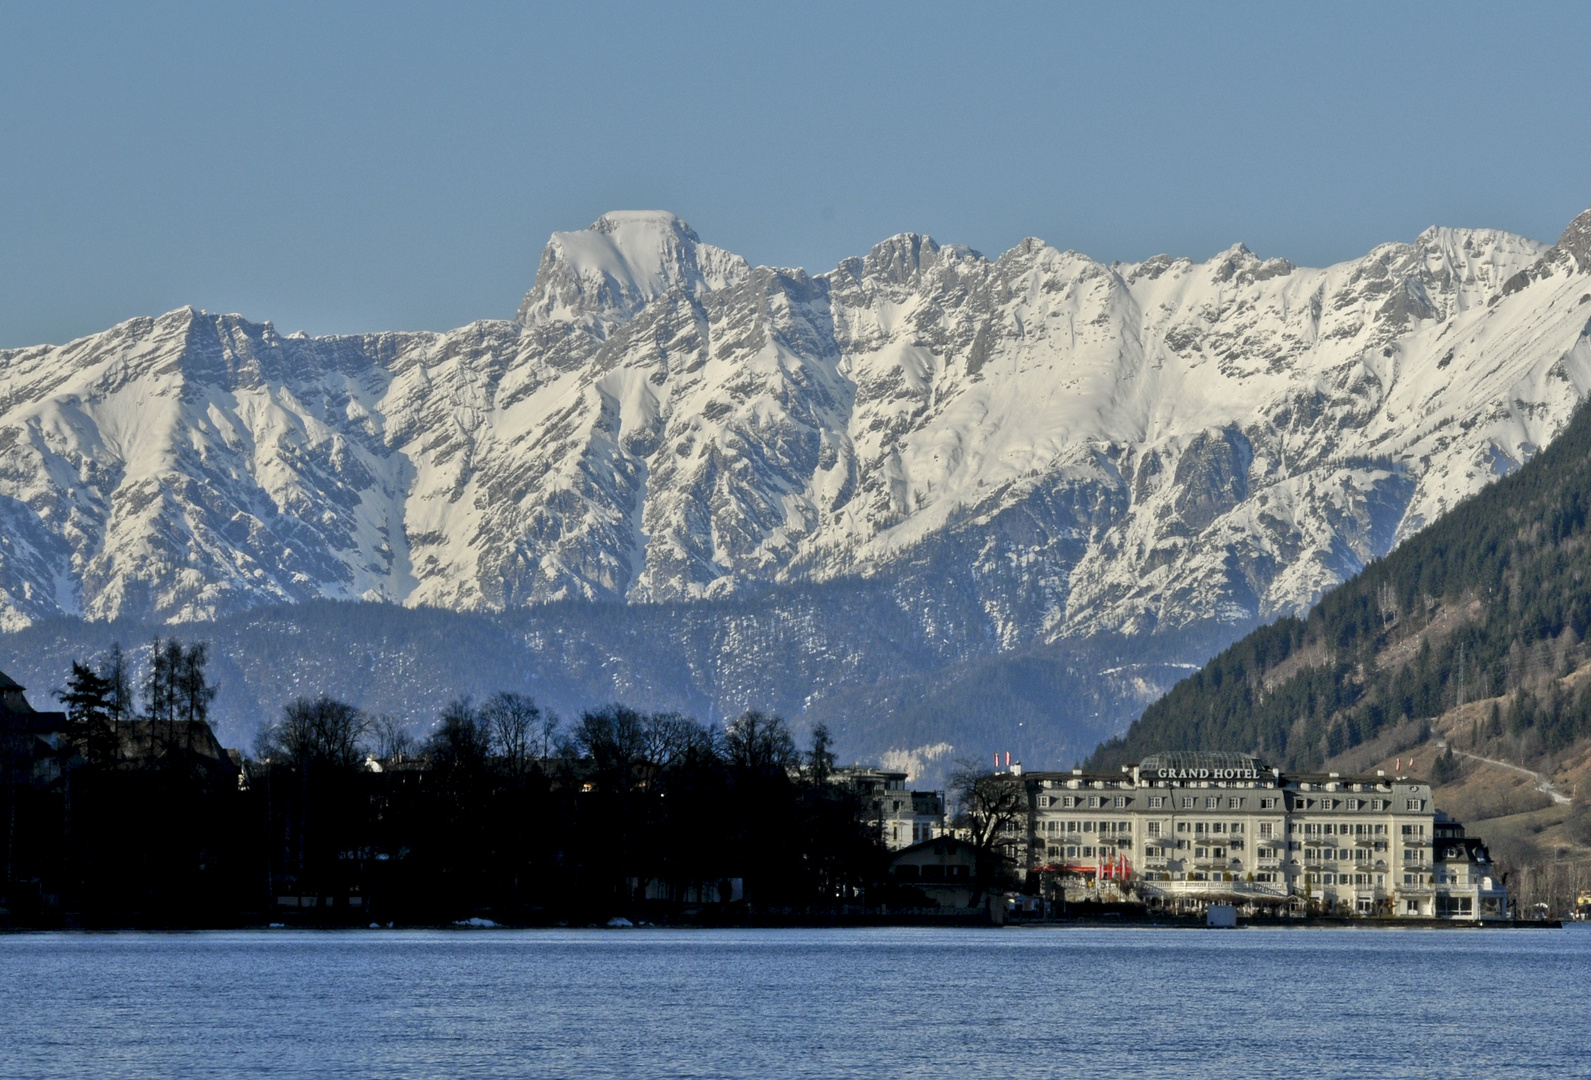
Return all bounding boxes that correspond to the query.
[0,670,22,692]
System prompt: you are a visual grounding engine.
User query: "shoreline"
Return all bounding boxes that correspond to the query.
[1,915,1570,933]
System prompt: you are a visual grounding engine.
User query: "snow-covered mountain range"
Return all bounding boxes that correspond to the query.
[3,205,1591,760]
[6,207,1591,633]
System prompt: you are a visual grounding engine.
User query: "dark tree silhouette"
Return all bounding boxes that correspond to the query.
[257,696,370,770]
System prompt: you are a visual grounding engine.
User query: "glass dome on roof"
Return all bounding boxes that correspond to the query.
[1138,751,1269,775]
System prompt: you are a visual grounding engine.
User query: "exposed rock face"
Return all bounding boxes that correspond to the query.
[3,208,1590,685]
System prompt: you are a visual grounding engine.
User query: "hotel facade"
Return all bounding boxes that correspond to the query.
[1010,751,1508,919]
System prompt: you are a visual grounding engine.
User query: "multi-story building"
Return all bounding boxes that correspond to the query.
[1014,750,1508,919]
[835,767,946,850]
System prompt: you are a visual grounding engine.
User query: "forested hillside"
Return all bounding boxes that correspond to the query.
[1091,389,1591,773]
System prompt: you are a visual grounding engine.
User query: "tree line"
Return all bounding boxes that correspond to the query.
[9,639,910,926]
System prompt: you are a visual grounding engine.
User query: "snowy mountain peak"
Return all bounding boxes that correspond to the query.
[591,209,697,238]
[514,210,750,331]
[1556,205,1591,272]
[3,204,1591,666]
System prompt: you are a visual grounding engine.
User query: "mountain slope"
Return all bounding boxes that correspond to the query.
[4,210,1588,638]
[1089,387,1591,772]
[4,206,1591,764]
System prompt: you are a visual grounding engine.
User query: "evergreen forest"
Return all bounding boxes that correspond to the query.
[1091,397,1591,773]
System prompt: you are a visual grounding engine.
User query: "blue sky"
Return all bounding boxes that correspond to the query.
[2,1,1588,347]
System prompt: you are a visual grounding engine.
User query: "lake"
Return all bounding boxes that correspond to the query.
[1,926,1586,1078]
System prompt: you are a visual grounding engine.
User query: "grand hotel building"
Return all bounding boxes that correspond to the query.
[1012,751,1509,919]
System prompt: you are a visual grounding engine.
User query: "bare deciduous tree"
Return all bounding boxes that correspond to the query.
[723,710,796,775]
[257,696,370,770]
[949,759,1027,858]
[371,715,416,762]
[481,692,542,780]
[426,697,493,774]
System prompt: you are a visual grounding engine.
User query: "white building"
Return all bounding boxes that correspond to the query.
[835,767,946,850]
[1015,751,1508,919]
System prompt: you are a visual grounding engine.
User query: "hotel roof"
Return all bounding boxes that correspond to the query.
[1138,751,1269,774]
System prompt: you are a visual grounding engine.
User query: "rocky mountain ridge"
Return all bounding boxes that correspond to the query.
[3,205,1591,762]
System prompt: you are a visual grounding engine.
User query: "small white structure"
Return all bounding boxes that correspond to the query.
[1206,904,1238,928]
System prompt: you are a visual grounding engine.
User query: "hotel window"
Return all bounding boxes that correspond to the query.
[1258,822,1274,838]
[1119,821,1131,833]
[1088,796,1100,809]
[1083,822,1094,833]
[1062,796,1077,808]
[1113,796,1127,808]
[1346,799,1360,811]
[1181,797,1196,810]
[1082,847,1094,857]
[1195,847,1208,858]
[1229,822,1244,833]
[1319,799,1333,810]
[1256,872,1275,882]
[1147,821,1162,837]
[1205,796,1220,809]
[1406,800,1424,811]
[1260,798,1277,809]
[1177,822,1190,833]
[1228,797,1242,810]
[1148,796,1165,809]
[1066,821,1079,833]
[1036,796,1049,808]
[1212,847,1225,858]
[1066,847,1078,858]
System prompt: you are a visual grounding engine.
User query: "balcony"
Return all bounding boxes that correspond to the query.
[1141,879,1289,900]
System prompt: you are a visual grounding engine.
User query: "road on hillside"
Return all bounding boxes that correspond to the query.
[1436,741,1572,804]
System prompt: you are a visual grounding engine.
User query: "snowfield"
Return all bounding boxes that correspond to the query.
[3,207,1591,657]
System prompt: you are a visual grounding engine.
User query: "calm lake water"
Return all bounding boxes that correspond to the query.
[2,925,1587,1079]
